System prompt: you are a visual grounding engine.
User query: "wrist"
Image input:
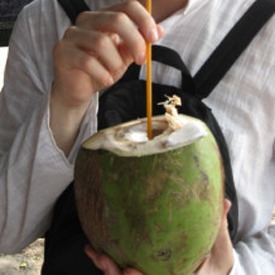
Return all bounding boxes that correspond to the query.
[50,86,91,156]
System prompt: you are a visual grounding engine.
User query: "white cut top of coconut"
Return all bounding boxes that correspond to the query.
[165,119,207,148]
[83,115,208,157]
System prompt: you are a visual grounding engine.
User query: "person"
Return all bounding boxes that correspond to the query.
[0,0,274,274]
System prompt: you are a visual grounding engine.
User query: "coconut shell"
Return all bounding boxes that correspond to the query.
[74,115,224,275]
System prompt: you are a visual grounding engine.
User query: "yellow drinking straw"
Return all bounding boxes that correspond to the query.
[146,0,153,140]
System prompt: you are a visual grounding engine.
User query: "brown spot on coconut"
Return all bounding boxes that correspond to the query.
[74,97,225,275]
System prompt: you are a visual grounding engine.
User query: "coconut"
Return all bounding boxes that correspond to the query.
[74,99,224,275]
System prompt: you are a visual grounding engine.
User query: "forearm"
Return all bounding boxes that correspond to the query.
[0,0,98,254]
[0,96,74,253]
[50,83,92,156]
[0,91,98,254]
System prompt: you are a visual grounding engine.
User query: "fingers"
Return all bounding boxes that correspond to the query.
[78,1,161,42]
[213,199,232,249]
[85,244,122,275]
[195,199,234,274]
[103,1,160,43]
[207,199,234,271]
[61,27,129,83]
[76,1,163,65]
[222,199,232,228]
[52,1,164,108]
[123,268,144,275]
[85,245,144,275]
[76,12,145,65]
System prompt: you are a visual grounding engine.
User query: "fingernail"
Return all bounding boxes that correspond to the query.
[157,24,165,38]
[149,28,159,42]
[137,51,146,64]
[106,76,114,86]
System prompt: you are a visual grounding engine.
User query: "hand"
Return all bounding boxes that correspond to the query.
[85,244,143,275]
[195,199,234,275]
[50,1,163,154]
[53,1,163,106]
[85,199,233,275]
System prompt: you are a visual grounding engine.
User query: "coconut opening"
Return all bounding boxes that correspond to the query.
[115,95,207,147]
[83,115,208,157]
[83,95,208,156]
[118,119,169,143]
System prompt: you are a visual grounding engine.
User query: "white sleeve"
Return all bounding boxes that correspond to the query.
[0,3,98,253]
[0,95,74,253]
[230,225,275,275]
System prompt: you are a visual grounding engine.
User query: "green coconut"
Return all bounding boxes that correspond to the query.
[74,114,224,275]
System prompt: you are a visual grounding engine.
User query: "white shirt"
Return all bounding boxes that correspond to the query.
[0,0,274,273]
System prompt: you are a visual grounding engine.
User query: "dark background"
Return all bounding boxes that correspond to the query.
[0,0,34,46]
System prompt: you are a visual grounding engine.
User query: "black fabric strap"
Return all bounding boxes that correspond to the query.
[194,0,275,98]
[58,0,89,24]
[151,45,196,94]
[116,0,274,98]
[57,0,274,98]
[119,46,196,94]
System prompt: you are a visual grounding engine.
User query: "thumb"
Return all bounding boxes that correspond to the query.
[85,244,121,274]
